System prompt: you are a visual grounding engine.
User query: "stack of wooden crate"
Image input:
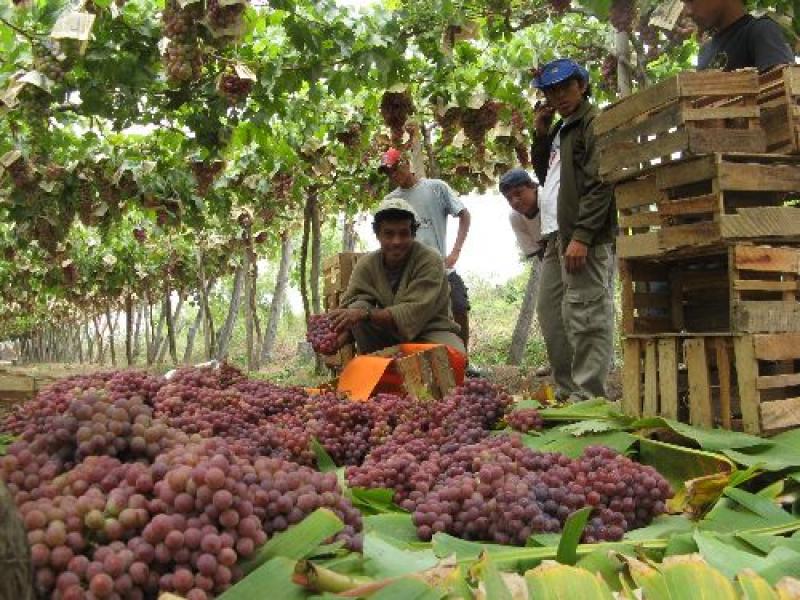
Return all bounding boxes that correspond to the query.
[321,252,364,369]
[597,67,800,435]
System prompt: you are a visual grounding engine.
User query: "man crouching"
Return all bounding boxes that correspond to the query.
[327,198,465,356]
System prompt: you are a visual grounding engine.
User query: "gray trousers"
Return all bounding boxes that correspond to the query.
[536,237,614,400]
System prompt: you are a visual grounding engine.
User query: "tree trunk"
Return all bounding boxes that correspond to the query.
[215,265,245,361]
[92,315,105,364]
[183,304,203,364]
[310,194,322,316]
[408,119,427,178]
[244,248,255,371]
[106,306,117,367]
[144,299,154,366]
[85,321,94,363]
[149,301,167,366]
[125,294,134,366]
[157,294,184,364]
[422,122,441,178]
[76,324,84,364]
[164,290,178,364]
[615,30,633,97]
[508,259,542,366]
[342,216,357,252]
[196,250,216,360]
[133,303,143,361]
[299,193,313,324]
[260,231,293,363]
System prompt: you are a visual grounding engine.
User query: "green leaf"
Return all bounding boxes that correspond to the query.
[520,429,638,458]
[218,557,305,600]
[241,508,344,574]
[737,570,780,600]
[349,487,401,515]
[538,398,623,421]
[624,515,695,542]
[664,532,699,557]
[634,418,768,452]
[476,554,513,600]
[525,562,615,599]
[364,513,420,545]
[363,532,438,578]
[694,531,769,578]
[576,550,627,592]
[723,488,794,524]
[757,546,800,585]
[370,577,441,600]
[638,438,734,494]
[557,507,592,565]
[559,419,626,436]
[310,437,337,472]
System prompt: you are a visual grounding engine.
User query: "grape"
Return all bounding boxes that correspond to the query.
[506,408,544,433]
[460,101,502,161]
[217,73,253,104]
[550,0,570,11]
[610,0,635,32]
[380,91,415,145]
[306,314,339,355]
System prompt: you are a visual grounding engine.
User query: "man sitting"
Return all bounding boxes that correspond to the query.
[328,198,465,356]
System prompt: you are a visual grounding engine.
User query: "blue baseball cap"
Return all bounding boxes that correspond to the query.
[533,58,589,90]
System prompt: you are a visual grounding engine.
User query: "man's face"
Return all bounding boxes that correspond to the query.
[383,161,414,188]
[682,0,725,30]
[543,77,588,118]
[505,184,538,217]
[376,219,415,263]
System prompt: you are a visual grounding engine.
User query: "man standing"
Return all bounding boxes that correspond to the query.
[529,58,616,402]
[682,0,794,71]
[328,198,465,356]
[378,148,472,351]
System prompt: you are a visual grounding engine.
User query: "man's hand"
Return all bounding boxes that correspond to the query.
[328,308,368,333]
[445,249,460,269]
[564,239,588,274]
[534,102,556,137]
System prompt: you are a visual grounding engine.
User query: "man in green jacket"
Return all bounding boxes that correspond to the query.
[530,58,616,401]
[328,198,465,356]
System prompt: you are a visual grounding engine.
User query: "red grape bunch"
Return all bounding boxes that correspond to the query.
[217,73,253,104]
[380,91,415,146]
[506,407,544,433]
[306,314,339,355]
[610,0,636,32]
[550,0,570,12]
[460,101,502,161]
[206,0,246,34]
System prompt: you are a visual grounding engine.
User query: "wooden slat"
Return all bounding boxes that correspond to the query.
[600,129,690,179]
[733,280,799,292]
[0,372,35,393]
[733,336,762,433]
[615,176,663,210]
[733,302,800,333]
[656,155,718,189]
[754,333,800,360]
[659,222,721,250]
[658,193,720,218]
[595,77,680,135]
[721,207,800,240]
[598,102,684,149]
[715,338,733,429]
[717,161,800,192]
[617,232,661,259]
[622,338,642,417]
[619,261,634,335]
[686,128,766,155]
[682,106,760,121]
[760,396,800,432]
[619,211,661,229]
[757,372,800,390]
[734,245,800,273]
[643,340,658,417]
[657,338,679,420]
[669,270,685,330]
[677,69,759,97]
[686,338,713,428]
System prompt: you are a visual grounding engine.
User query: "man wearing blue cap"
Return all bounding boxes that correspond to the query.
[526,58,616,402]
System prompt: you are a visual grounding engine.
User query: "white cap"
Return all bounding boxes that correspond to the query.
[373,197,419,224]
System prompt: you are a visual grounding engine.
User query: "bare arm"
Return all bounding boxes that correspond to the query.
[446,208,471,269]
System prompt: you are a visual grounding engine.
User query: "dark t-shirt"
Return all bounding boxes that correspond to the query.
[698,15,795,72]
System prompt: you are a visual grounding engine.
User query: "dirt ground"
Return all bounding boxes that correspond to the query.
[484,364,623,401]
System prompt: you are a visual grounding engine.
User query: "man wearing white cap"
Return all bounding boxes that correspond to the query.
[328,197,465,355]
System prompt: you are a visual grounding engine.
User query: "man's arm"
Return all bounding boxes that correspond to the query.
[446,208,470,269]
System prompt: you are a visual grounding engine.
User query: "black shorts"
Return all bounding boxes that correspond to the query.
[448,271,470,314]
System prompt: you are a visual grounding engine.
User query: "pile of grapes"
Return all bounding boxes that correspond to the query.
[306,314,339,355]
[0,369,361,599]
[347,381,672,545]
[506,407,544,433]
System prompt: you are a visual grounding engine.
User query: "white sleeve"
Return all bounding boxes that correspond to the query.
[509,211,541,258]
[437,180,465,217]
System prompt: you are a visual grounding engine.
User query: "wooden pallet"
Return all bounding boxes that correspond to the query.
[623,332,800,435]
[596,70,765,183]
[620,243,800,335]
[759,66,800,154]
[322,252,364,296]
[371,344,456,399]
[322,342,355,370]
[616,153,800,259]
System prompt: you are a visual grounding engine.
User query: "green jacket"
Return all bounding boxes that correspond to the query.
[532,99,616,247]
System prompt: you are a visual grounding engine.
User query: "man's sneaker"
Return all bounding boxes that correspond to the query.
[535,365,552,377]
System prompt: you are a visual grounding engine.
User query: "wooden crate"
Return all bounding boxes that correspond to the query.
[616,153,800,259]
[622,332,800,435]
[620,243,800,335]
[0,369,59,408]
[371,344,456,399]
[596,70,765,182]
[322,343,355,370]
[759,66,800,154]
[323,290,341,312]
[322,253,364,296]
